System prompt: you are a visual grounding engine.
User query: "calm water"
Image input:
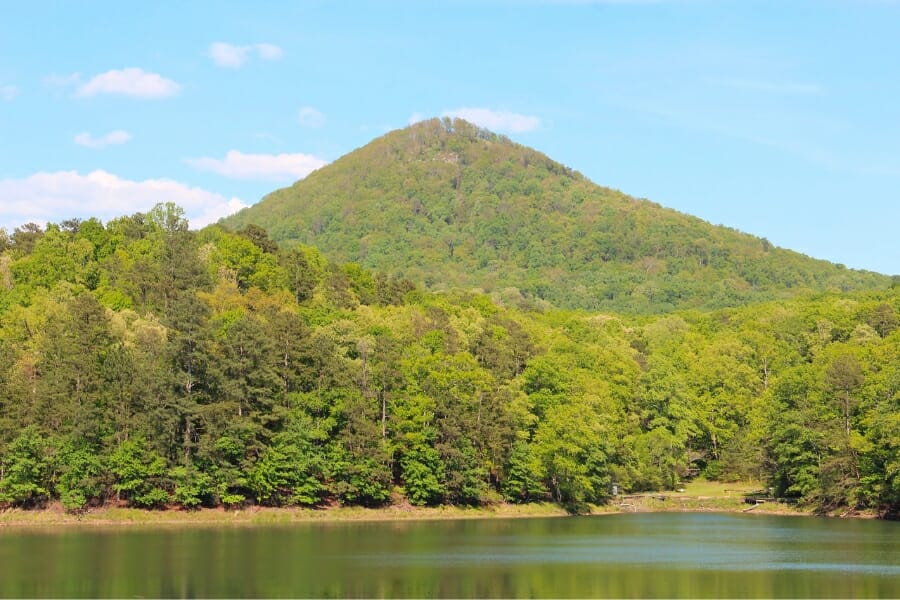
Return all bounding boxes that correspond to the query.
[1,513,898,598]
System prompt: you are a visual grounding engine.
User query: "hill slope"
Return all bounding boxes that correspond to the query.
[223,118,888,312]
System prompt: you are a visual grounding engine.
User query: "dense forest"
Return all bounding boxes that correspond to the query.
[1,203,898,515]
[224,118,890,313]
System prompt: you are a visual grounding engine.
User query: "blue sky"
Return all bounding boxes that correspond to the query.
[1,0,897,274]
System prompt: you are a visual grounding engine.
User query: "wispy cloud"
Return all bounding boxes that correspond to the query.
[185,150,326,181]
[0,84,19,101]
[42,73,81,98]
[76,68,181,99]
[617,98,843,169]
[0,170,246,230]
[715,78,824,95]
[857,161,900,177]
[255,43,283,60]
[408,112,426,125]
[43,72,81,87]
[253,132,283,144]
[207,42,284,68]
[298,106,326,128]
[441,107,541,133]
[74,130,132,149]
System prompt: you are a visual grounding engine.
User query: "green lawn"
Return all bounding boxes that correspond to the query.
[669,479,765,498]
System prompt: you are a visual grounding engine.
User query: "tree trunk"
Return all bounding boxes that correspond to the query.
[381,392,387,439]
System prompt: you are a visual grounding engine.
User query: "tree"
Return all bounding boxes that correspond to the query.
[166,292,213,463]
[471,316,535,380]
[867,303,899,339]
[501,440,546,502]
[238,224,279,254]
[533,399,611,508]
[11,223,43,255]
[248,417,326,506]
[330,381,393,506]
[170,464,214,509]
[55,437,103,511]
[208,230,282,291]
[0,426,51,506]
[826,353,864,439]
[107,437,170,508]
[279,246,324,304]
[400,444,445,505]
[688,338,759,474]
[31,293,113,443]
[208,311,283,454]
[147,202,210,309]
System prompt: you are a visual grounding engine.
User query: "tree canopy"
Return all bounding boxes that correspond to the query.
[224,118,890,314]
[1,204,897,516]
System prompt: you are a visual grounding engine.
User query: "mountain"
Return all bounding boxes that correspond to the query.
[222,118,889,312]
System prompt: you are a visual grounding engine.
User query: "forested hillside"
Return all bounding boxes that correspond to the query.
[223,118,890,313]
[1,205,898,515]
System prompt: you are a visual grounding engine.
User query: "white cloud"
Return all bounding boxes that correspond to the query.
[191,197,250,228]
[208,43,250,68]
[441,107,541,133]
[298,106,326,128]
[0,170,247,231]
[76,68,181,99]
[255,43,284,60]
[1,84,19,101]
[716,78,823,95]
[208,42,284,68]
[186,150,327,181]
[408,112,425,125]
[74,130,132,149]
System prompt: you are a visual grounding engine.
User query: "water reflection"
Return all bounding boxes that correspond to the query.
[0,513,897,598]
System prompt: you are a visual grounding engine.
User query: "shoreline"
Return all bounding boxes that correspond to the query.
[1,502,571,529]
[1,497,877,530]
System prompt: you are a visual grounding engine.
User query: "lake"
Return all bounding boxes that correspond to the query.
[1,512,897,598]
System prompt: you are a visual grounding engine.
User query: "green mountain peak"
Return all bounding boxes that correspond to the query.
[223,118,888,313]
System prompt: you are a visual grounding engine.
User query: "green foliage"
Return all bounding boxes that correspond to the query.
[223,118,888,314]
[0,199,898,517]
[238,224,279,254]
[0,426,51,506]
[327,452,392,506]
[107,437,170,508]
[247,415,326,506]
[501,441,547,502]
[533,400,611,506]
[55,440,103,511]
[280,245,325,303]
[170,465,214,508]
[400,445,446,506]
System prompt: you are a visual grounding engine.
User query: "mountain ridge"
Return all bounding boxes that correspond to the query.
[223,118,889,313]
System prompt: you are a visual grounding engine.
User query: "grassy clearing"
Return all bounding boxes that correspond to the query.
[605,479,810,516]
[671,478,764,498]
